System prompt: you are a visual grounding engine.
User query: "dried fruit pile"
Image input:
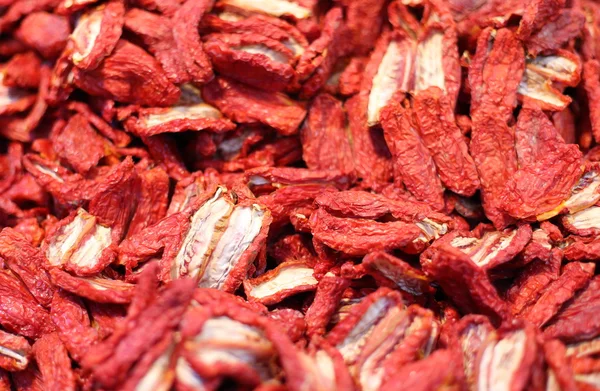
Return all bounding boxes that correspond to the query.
[2,0,600,389]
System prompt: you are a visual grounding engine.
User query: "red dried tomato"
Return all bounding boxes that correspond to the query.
[0,0,598,389]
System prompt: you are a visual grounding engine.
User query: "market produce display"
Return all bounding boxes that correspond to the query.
[0,0,599,389]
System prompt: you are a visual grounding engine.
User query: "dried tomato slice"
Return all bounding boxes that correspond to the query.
[204,32,295,92]
[33,333,76,391]
[50,268,135,304]
[363,31,416,127]
[422,244,510,323]
[469,27,523,229]
[327,288,404,367]
[244,259,317,305]
[44,208,116,276]
[362,251,433,295]
[0,330,31,372]
[413,87,480,197]
[83,267,195,389]
[380,348,464,391]
[73,39,180,107]
[118,332,177,391]
[537,163,600,221]
[454,315,497,389]
[0,269,54,338]
[300,93,354,174]
[0,227,54,307]
[520,262,594,328]
[310,207,422,256]
[172,0,214,85]
[341,0,386,55]
[203,77,306,136]
[169,190,271,290]
[69,1,125,70]
[217,0,313,20]
[124,85,236,137]
[344,93,393,187]
[201,13,308,58]
[123,8,189,84]
[545,275,600,342]
[499,110,583,220]
[413,2,461,107]
[474,324,539,391]
[519,52,580,111]
[380,96,445,211]
[50,290,98,362]
[51,114,109,174]
[293,8,350,99]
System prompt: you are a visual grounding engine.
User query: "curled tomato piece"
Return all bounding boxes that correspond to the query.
[520,262,594,328]
[180,301,305,390]
[519,52,580,111]
[124,85,236,137]
[507,248,562,316]
[421,244,510,323]
[362,251,433,295]
[364,32,416,127]
[0,228,54,307]
[83,266,195,389]
[342,0,387,55]
[0,73,36,116]
[244,259,317,305]
[69,1,125,70]
[475,324,539,391]
[413,3,461,107]
[44,208,116,276]
[16,12,70,59]
[315,190,451,253]
[124,8,190,84]
[327,289,405,368]
[562,205,600,236]
[50,290,98,362]
[381,96,445,211]
[204,13,307,57]
[301,93,354,174]
[423,224,532,271]
[50,268,135,304]
[0,269,54,338]
[545,276,600,342]
[217,0,313,19]
[297,340,355,391]
[455,315,497,389]
[172,0,214,84]
[294,8,350,99]
[205,33,295,92]
[413,87,480,197]
[310,207,422,256]
[51,114,109,174]
[121,186,271,293]
[380,349,465,391]
[169,188,271,290]
[247,166,352,189]
[203,77,306,136]
[345,93,393,187]
[537,164,600,221]
[119,332,177,391]
[0,330,31,372]
[469,27,523,229]
[33,333,76,391]
[167,173,210,216]
[73,40,180,107]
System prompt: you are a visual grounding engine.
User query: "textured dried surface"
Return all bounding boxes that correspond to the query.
[380,96,445,210]
[469,27,523,229]
[0,0,598,390]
